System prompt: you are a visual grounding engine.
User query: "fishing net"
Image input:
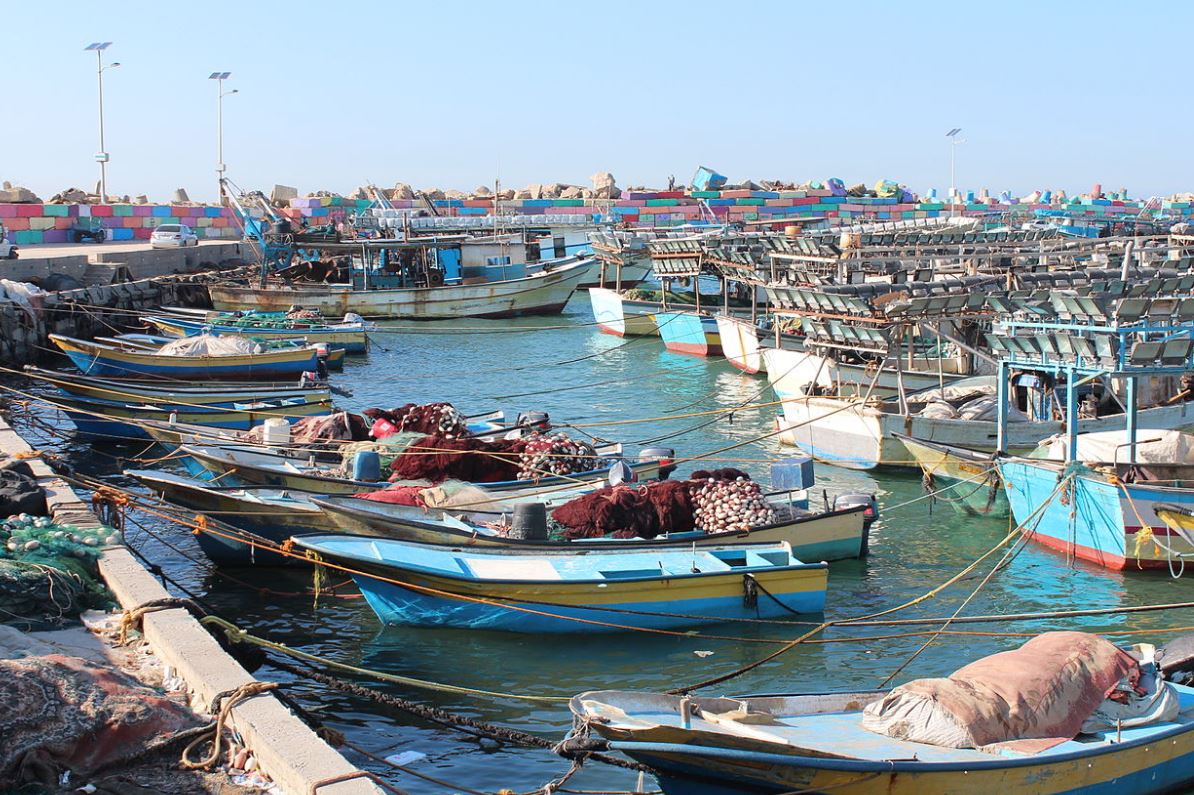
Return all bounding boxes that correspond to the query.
[690,470,776,533]
[552,480,694,540]
[389,435,525,483]
[339,432,426,473]
[552,469,773,539]
[0,517,117,631]
[0,653,205,785]
[157,334,262,357]
[365,403,470,439]
[516,433,598,480]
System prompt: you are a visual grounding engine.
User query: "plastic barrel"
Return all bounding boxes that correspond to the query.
[509,503,548,541]
[352,450,381,482]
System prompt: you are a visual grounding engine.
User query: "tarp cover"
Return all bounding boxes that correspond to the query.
[861,632,1138,754]
[0,654,204,784]
[156,334,262,357]
[1040,429,1194,465]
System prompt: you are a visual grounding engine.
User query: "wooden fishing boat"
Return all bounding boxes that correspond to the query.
[588,288,668,337]
[999,454,1194,571]
[49,334,325,380]
[715,314,765,374]
[290,535,828,632]
[775,373,1194,470]
[893,433,1007,517]
[55,393,332,441]
[208,256,594,319]
[653,311,723,357]
[125,469,333,566]
[763,347,967,403]
[311,495,869,562]
[26,366,332,407]
[177,442,665,495]
[105,333,347,371]
[568,680,1194,794]
[144,315,370,354]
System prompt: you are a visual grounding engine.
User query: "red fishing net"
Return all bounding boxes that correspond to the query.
[364,403,469,438]
[552,471,773,538]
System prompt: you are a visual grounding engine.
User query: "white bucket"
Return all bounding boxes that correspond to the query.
[262,417,290,447]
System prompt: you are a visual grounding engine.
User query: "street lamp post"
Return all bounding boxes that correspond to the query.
[209,72,237,203]
[946,128,963,216]
[85,42,119,200]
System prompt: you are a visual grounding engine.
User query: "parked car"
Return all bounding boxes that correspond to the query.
[151,224,199,248]
[69,218,107,243]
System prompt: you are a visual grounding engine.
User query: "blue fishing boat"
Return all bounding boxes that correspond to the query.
[26,366,333,407]
[290,535,827,632]
[988,290,1194,570]
[55,393,331,441]
[653,311,723,357]
[125,470,332,566]
[49,334,325,380]
[144,314,370,354]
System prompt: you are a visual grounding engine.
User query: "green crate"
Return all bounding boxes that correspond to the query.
[41,204,70,217]
[112,204,134,217]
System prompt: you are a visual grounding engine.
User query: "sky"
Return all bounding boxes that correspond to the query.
[2,1,1189,203]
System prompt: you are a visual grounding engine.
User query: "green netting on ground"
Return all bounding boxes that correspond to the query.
[0,516,118,630]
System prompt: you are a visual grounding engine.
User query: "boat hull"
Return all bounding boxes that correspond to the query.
[59,395,330,441]
[587,288,662,337]
[778,395,1194,471]
[715,314,763,374]
[209,258,593,320]
[127,470,332,566]
[999,459,1194,570]
[764,348,964,402]
[315,497,869,562]
[182,444,663,496]
[146,316,369,354]
[50,334,320,380]
[654,311,723,357]
[896,434,1007,517]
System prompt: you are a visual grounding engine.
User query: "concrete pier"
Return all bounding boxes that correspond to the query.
[0,415,380,794]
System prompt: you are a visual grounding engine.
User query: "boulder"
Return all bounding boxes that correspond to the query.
[390,183,415,200]
[514,189,533,200]
[172,188,191,203]
[473,185,492,196]
[134,195,149,205]
[422,189,445,201]
[443,189,467,200]
[590,171,616,192]
[594,185,621,199]
[271,184,299,204]
[0,185,40,203]
[350,185,370,200]
[497,189,515,201]
[560,185,585,199]
[47,187,89,204]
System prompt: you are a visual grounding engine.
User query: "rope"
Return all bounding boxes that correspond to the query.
[180,681,280,770]
[119,597,206,644]
[202,616,568,703]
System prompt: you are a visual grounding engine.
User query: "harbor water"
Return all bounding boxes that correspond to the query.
[31,294,1194,793]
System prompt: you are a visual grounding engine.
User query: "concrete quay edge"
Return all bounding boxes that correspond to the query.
[0,418,380,795]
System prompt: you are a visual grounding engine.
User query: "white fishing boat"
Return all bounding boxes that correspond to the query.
[210,256,594,320]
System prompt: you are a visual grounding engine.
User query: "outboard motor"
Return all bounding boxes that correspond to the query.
[516,411,551,432]
[833,493,879,556]
[314,344,329,380]
[638,447,676,480]
[607,460,635,487]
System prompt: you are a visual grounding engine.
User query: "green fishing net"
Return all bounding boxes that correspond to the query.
[0,515,119,630]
